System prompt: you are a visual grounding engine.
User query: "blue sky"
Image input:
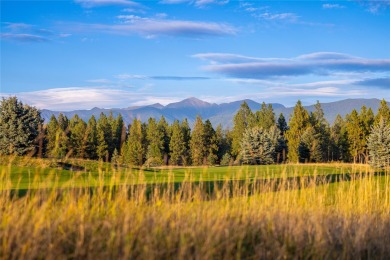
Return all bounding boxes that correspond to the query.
[1,0,389,110]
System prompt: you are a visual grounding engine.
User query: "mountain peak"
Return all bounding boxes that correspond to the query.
[166,97,212,108]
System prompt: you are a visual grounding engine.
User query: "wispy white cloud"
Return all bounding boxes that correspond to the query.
[257,12,299,22]
[86,79,113,83]
[74,0,141,8]
[1,33,49,43]
[194,52,390,79]
[322,4,345,9]
[1,87,181,111]
[362,0,390,13]
[160,0,229,7]
[115,74,210,80]
[64,16,236,38]
[1,22,71,43]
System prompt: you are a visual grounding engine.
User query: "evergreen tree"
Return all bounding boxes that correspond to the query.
[190,115,206,166]
[268,125,286,163]
[158,116,170,165]
[367,118,390,168]
[85,115,98,160]
[46,115,59,158]
[215,124,231,164]
[113,114,125,152]
[285,100,310,163]
[309,101,331,162]
[169,120,185,165]
[96,113,112,161]
[204,119,218,165]
[232,101,254,159]
[54,113,69,159]
[345,109,364,163]
[359,106,375,163]
[69,114,87,158]
[255,102,275,130]
[0,97,43,156]
[299,126,322,163]
[181,119,192,166]
[330,114,349,161]
[145,118,164,166]
[240,127,275,165]
[375,99,390,126]
[122,118,144,166]
[277,113,289,135]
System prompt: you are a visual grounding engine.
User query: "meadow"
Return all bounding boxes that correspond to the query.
[1,156,390,259]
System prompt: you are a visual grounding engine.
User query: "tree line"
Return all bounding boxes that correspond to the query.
[1,97,390,167]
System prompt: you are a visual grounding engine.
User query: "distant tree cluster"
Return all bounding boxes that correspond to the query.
[1,97,389,168]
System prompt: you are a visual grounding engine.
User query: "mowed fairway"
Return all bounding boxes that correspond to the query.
[0,160,374,190]
[1,158,390,259]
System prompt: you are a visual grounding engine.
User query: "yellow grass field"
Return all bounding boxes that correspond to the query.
[1,158,389,259]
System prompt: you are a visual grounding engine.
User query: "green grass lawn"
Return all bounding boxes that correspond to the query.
[0,159,374,190]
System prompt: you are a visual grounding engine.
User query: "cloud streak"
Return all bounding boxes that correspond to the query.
[74,0,141,8]
[1,33,49,43]
[2,87,181,111]
[160,0,229,7]
[322,4,345,9]
[65,16,236,38]
[1,22,71,43]
[194,52,390,79]
[115,74,210,80]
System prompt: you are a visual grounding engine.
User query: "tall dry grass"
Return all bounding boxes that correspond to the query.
[1,164,390,259]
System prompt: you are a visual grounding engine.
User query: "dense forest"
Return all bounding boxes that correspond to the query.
[1,97,389,167]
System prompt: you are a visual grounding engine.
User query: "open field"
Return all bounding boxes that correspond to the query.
[1,157,390,259]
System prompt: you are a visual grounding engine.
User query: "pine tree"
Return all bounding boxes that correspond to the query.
[309,101,331,162]
[190,115,206,166]
[96,113,112,161]
[46,115,59,158]
[367,118,390,168]
[123,118,144,166]
[55,113,70,159]
[255,102,275,130]
[299,126,322,163]
[345,109,364,163]
[0,97,43,156]
[204,119,218,165]
[169,120,185,165]
[285,100,310,163]
[181,119,192,166]
[375,99,390,126]
[113,114,125,153]
[158,116,170,165]
[69,114,87,158]
[145,118,164,166]
[215,124,231,164]
[277,113,288,135]
[268,125,286,163]
[232,101,254,159]
[85,115,98,160]
[330,114,349,161]
[359,106,375,163]
[240,127,275,165]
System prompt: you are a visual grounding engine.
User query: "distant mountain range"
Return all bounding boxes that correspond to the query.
[41,98,388,128]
